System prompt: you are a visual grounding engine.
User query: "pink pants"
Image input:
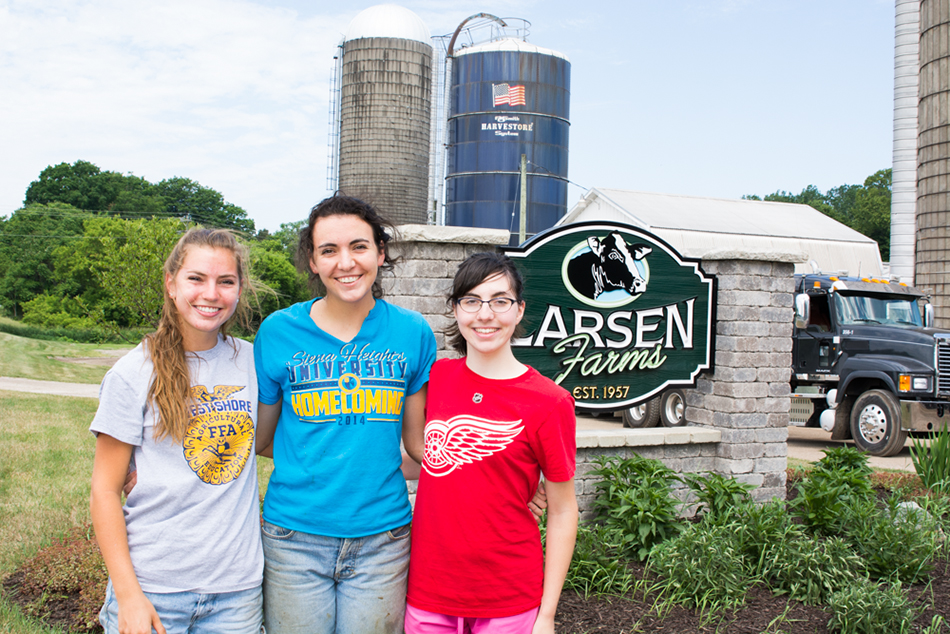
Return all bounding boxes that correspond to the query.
[404,604,540,634]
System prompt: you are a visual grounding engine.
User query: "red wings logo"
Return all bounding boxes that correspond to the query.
[422,415,524,477]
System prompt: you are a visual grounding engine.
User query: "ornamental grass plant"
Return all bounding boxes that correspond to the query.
[911,426,950,495]
[568,447,949,631]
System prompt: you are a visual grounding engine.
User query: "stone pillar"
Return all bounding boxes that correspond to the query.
[382,224,510,354]
[686,251,802,502]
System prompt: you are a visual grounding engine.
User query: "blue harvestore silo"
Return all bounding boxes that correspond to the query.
[444,38,570,244]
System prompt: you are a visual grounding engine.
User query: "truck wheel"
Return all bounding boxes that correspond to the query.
[831,395,854,440]
[622,398,660,428]
[850,390,908,457]
[659,389,687,427]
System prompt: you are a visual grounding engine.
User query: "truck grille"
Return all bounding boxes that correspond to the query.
[938,337,950,395]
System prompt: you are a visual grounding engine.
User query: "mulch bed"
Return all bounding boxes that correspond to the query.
[3,568,101,632]
[555,559,950,633]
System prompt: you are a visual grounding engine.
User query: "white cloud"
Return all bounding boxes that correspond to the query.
[0,0,345,228]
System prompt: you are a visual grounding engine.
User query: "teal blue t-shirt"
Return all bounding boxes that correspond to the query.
[254,298,436,537]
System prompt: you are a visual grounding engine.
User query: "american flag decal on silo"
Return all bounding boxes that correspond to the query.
[493,83,526,106]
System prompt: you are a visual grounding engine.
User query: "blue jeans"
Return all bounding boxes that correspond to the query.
[261,520,411,634]
[99,579,262,634]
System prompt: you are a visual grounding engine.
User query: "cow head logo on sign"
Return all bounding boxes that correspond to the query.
[563,231,652,307]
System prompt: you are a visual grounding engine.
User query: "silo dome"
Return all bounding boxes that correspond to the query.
[344,4,430,43]
[454,37,569,62]
[336,4,433,225]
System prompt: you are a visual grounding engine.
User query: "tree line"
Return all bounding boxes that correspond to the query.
[0,161,309,334]
[744,168,892,261]
[0,161,895,336]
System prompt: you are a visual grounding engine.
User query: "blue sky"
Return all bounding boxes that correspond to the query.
[0,0,895,231]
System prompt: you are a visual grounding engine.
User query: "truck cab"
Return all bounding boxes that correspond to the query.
[792,274,950,456]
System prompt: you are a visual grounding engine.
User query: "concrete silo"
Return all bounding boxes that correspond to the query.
[443,37,570,244]
[338,4,432,224]
[916,0,950,327]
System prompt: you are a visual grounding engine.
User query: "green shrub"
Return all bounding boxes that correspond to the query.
[0,316,147,344]
[792,448,875,535]
[911,427,950,495]
[815,445,873,478]
[590,455,685,560]
[826,577,917,634]
[647,521,754,614]
[564,523,635,598]
[21,294,99,330]
[10,525,107,633]
[914,493,950,546]
[682,472,755,523]
[842,493,940,583]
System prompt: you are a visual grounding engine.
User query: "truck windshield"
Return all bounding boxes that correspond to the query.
[833,293,923,327]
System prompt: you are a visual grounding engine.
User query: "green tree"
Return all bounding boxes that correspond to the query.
[24,161,113,210]
[249,243,309,319]
[23,161,254,232]
[250,219,310,319]
[28,216,189,329]
[24,161,166,215]
[154,177,255,233]
[824,183,862,226]
[744,168,892,261]
[0,204,92,316]
[851,169,892,261]
[76,216,188,327]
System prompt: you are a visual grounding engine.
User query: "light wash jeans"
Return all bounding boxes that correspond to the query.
[261,520,411,634]
[99,579,262,634]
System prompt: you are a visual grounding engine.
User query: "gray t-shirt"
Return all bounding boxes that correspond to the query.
[90,336,263,594]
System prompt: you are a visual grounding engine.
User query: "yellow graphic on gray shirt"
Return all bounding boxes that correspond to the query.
[183,385,254,485]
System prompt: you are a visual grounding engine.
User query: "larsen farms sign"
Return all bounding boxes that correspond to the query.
[503,222,716,411]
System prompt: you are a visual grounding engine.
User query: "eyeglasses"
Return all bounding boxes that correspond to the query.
[455,296,519,313]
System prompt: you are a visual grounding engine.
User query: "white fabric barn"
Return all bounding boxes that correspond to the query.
[558,188,884,277]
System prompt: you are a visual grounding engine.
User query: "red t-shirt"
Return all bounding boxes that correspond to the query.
[406,358,576,618]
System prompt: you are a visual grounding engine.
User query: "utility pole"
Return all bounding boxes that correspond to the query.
[519,154,527,244]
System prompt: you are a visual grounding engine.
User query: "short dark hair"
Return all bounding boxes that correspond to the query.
[445,252,526,355]
[296,193,397,298]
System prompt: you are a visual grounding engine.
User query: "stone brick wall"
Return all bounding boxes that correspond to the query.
[382,224,510,355]
[685,251,800,502]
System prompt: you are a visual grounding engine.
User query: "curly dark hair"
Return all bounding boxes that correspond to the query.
[296,193,397,298]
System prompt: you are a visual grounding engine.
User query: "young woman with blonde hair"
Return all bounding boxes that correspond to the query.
[90,228,264,634]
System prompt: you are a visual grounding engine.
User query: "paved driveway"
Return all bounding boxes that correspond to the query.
[0,377,99,399]
[576,414,918,473]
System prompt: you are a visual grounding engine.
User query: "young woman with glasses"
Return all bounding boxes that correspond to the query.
[405,252,579,634]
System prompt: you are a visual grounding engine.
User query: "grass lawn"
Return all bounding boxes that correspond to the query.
[0,390,273,633]
[0,332,131,385]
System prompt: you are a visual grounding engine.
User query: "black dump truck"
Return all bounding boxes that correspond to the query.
[623,273,950,457]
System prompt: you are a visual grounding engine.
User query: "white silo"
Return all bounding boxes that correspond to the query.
[890,0,919,284]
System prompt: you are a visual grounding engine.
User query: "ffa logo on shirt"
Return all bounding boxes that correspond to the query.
[183,385,254,485]
[423,415,523,477]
